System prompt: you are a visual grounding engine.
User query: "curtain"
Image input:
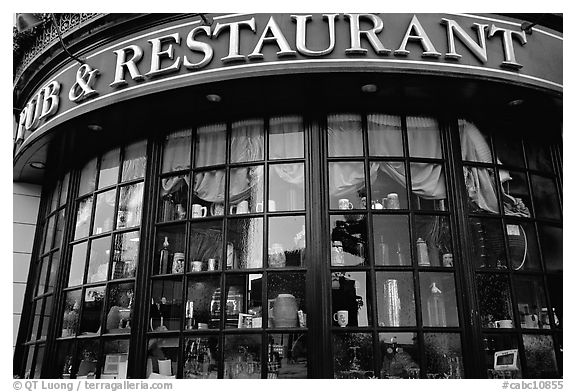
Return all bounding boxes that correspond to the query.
[367,114,403,156]
[195,123,226,167]
[269,116,303,159]
[230,119,264,163]
[162,129,192,172]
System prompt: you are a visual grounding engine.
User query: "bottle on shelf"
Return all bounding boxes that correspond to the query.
[396,242,406,266]
[159,237,170,274]
[417,238,431,266]
[331,241,345,266]
[427,282,447,327]
[379,235,390,265]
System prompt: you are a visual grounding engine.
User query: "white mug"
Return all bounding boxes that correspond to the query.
[191,204,207,218]
[256,200,277,212]
[333,310,349,327]
[338,199,353,210]
[230,200,249,214]
[495,319,513,328]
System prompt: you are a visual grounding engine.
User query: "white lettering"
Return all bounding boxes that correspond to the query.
[395,15,441,57]
[147,33,182,77]
[184,25,214,69]
[213,18,256,63]
[345,13,390,55]
[110,45,145,87]
[248,16,296,59]
[441,18,489,63]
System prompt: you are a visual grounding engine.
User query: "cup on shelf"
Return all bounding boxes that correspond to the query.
[191,204,207,218]
[230,200,249,214]
[208,258,217,271]
[191,261,203,272]
[495,319,513,328]
[338,199,353,210]
[333,310,349,327]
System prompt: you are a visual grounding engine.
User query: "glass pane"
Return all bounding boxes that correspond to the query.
[464,166,500,214]
[48,183,59,213]
[410,163,447,211]
[226,218,263,269]
[408,116,442,159]
[40,296,52,340]
[414,215,453,267]
[33,345,45,379]
[184,336,219,379]
[36,257,49,295]
[328,114,363,157]
[547,275,562,328]
[102,340,130,379]
[224,274,262,329]
[75,340,100,379]
[330,215,368,267]
[419,272,459,327]
[42,215,55,254]
[189,221,223,272]
[24,345,35,378]
[59,172,70,206]
[368,114,403,157]
[146,338,179,379]
[98,148,120,189]
[494,131,525,168]
[329,162,366,210]
[531,175,561,220]
[68,242,87,287]
[47,251,60,292]
[117,183,144,229]
[501,170,532,217]
[476,273,514,328]
[54,209,65,249]
[195,123,226,167]
[92,190,116,235]
[331,271,370,327]
[267,333,308,378]
[55,340,74,378]
[112,231,139,279]
[505,220,540,271]
[379,333,420,379]
[371,162,407,210]
[61,290,81,337]
[223,334,262,379]
[376,272,415,327]
[539,225,562,272]
[515,276,549,329]
[86,236,111,283]
[74,197,93,240]
[80,286,105,335]
[459,119,492,163]
[230,119,264,163]
[163,129,191,173]
[105,283,134,334]
[29,300,41,341]
[269,116,304,159]
[482,333,520,379]
[373,215,410,266]
[522,335,559,378]
[423,333,464,379]
[268,273,306,328]
[333,333,373,379]
[78,158,97,196]
[186,276,221,330]
[192,169,224,217]
[159,175,189,222]
[269,163,305,211]
[525,137,554,173]
[268,216,306,268]
[468,218,506,269]
[229,165,263,214]
[154,224,186,275]
[150,279,183,331]
[121,140,147,181]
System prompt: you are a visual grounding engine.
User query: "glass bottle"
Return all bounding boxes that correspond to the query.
[427,282,447,327]
[379,235,390,265]
[159,237,170,274]
[416,238,430,266]
[396,242,406,266]
[332,241,345,266]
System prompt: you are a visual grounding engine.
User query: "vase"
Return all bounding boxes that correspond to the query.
[272,294,298,327]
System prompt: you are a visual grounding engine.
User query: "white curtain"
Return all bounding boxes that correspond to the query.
[367,114,403,156]
[269,116,303,159]
[230,119,264,163]
[195,123,226,167]
[162,129,192,172]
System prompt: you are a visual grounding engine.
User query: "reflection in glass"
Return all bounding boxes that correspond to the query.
[330,215,367,267]
[184,336,219,378]
[269,163,305,211]
[333,333,373,378]
[33,345,45,378]
[105,283,134,334]
[328,162,366,210]
[371,162,407,210]
[186,276,220,329]
[75,340,100,378]
[147,338,179,379]
[476,273,514,328]
[539,225,562,272]
[36,257,48,295]
[368,114,403,157]
[414,216,452,267]
[522,335,558,378]
[408,116,441,159]
[24,346,35,378]
[48,183,59,213]
[531,175,561,220]
[150,279,183,331]
[87,236,111,283]
[42,215,55,254]
[74,197,93,239]
[224,334,261,378]
[29,299,41,341]
[117,183,144,229]
[79,158,97,196]
[547,275,562,328]
[268,216,306,267]
[224,274,262,329]
[102,340,129,379]
[98,148,120,189]
[423,333,464,379]
[501,171,531,217]
[482,334,520,378]
[68,242,87,287]
[47,251,60,292]
[515,276,549,329]
[230,119,264,163]
[468,218,506,269]
[93,190,116,234]
[505,220,540,271]
[189,221,223,272]
[195,123,226,167]
[154,225,186,275]
[328,114,363,157]
[376,272,415,327]
[494,132,525,168]
[80,286,105,335]
[55,340,74,378]
[61,290,81,337]
[54,209,65,249]
[159,175,189,222]
[192,169,225,217]
[269,116,304,159]
[229,166,263,214]
[379,333,420,379]
[267,333,308,378]
[60,172,70,206]
[226,218,263,269]
[525,138,554,173]
[373,215,410,266]
[464,166,500,214]
[268,273,306,328]
[419,272,459,327]
[410,163,447,211]
[112,231,139,279]
[122,140,147,181]
[163,129,191,173]
[332,272,369,327]
[40,296,53,339]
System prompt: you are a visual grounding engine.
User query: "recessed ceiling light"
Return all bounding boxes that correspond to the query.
[87,124,103,132]
[30,161,45,169]
[361,84,378,93]
[206,94,222,103]
[507,99,524,107]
